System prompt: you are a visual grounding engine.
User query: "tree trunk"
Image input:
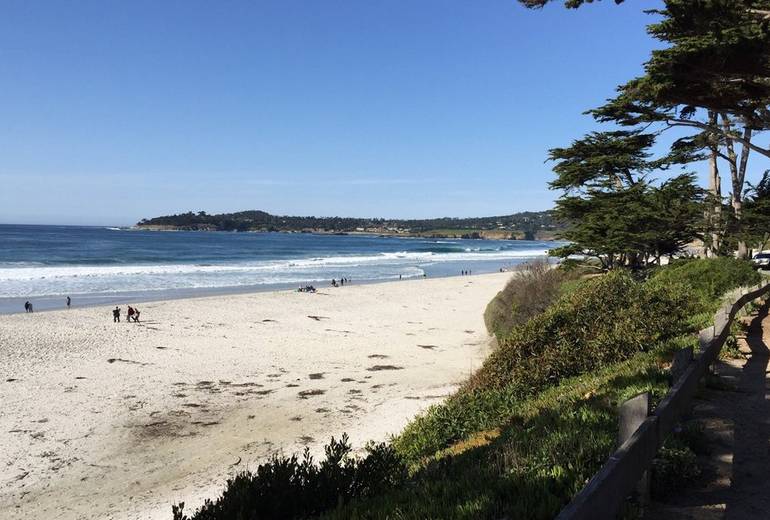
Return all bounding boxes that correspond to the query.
[735,126,752,258]
[708,150,722,257]
[707,112,722,257]
[720,113,752,258]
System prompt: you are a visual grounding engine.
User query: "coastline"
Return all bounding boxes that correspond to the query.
[0,272,510,519]
[133,225,558,241]
[0,267,522,316]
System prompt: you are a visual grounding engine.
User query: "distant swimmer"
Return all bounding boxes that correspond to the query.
[66,296,71,309]
[113,306,121,323]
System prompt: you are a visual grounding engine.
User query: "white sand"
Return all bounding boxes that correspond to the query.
[0,272,509,519]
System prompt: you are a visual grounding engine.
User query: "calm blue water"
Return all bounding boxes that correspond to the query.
[0,225,558,313]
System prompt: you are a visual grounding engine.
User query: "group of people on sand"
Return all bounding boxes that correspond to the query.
[330,277,350,287]
[23,295,72,313]
[298,285,317,293]
[112,305,141,323]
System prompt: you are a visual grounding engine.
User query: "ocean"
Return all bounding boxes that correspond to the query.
[0,224,558,313]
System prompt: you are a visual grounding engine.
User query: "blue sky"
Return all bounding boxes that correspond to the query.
[1,0,746,226]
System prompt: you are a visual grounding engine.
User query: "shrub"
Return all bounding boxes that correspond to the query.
[395,272,695,462]
[651,440,701,499]
[649,258,760,308]
[470,271,695,394]
[483,261,576,340]
[173,435,407,520]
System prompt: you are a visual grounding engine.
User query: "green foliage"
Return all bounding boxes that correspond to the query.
[742,171,770,250]
[338,351,671,519]
[172,435,407,520]
[649,257,760,309]
[548,126,705,269]
[471,271,695,394]
[138,209,561,234]
[651,440,701,500]
[483,261,579,340]
[395,271,695,462]
[549,130,655,192]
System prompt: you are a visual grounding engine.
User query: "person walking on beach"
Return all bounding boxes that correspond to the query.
[24,301,32,313]
[113,306,121,323]
[127,306,135,322]
[133,308,140,322]
[66,296,71,309]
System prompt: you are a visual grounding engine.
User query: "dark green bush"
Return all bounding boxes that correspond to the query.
[649,258,760,306]
[173,435,407,520]
[651,439,701,499]
[471,271,695,394]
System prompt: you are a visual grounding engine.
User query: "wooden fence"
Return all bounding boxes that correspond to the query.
[556,281,770,520]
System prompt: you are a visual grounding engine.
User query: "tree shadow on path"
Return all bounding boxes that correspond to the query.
[725,303,770,520]
[646,303,770,520]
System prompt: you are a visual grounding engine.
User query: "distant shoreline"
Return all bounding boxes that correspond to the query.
[133,225,558,241]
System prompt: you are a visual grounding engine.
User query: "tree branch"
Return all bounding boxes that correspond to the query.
[665,117,770,160]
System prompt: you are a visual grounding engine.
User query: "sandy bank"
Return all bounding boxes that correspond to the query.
[0,272,510,519]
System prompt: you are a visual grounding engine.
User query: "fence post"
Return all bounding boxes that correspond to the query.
[671,347,693,384]
[618,392,652,509]
[714,311,729,340]
[698,326,715,352]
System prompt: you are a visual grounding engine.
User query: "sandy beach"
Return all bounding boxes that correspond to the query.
[0,272,509,519]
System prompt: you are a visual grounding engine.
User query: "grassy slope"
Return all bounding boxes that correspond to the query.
[325,259,760,519]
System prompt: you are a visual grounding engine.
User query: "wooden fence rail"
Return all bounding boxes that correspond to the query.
[556,281,770,520]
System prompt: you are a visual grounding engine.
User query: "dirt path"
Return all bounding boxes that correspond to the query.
[647,303,770,520]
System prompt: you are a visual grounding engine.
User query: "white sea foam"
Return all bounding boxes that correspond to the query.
[0,249,549,282]
[0,248,551,297]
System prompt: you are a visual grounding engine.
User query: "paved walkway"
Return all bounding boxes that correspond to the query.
[647,304,770,520]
